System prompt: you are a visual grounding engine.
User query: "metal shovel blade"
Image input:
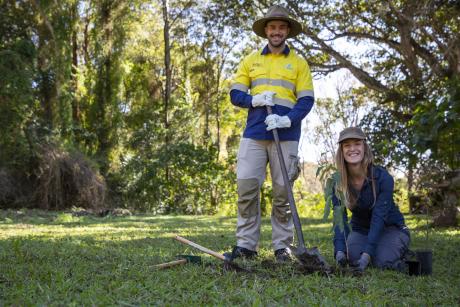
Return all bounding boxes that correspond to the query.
[290,245,332,273]
[174,235,250,273]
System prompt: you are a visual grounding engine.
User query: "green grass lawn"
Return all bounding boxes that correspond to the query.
[0,210,459,306]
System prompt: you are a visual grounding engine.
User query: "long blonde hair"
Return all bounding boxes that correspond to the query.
[335,140,375,210]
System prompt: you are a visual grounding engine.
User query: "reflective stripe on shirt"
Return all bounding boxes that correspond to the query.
[230,46,314,109]
[231,83,249,92]
[297,90,314,99]
[251,78,295,91]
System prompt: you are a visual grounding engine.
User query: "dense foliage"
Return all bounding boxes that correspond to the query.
[0,0,457,214]
[0,0,243,213]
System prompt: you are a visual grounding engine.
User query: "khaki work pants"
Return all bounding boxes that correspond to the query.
[235,138,300,251]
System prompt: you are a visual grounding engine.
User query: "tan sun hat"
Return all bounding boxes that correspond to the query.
[252,5,303,39]
[338,127,367,143]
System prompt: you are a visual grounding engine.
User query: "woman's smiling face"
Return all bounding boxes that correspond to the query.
[341,138,365,165]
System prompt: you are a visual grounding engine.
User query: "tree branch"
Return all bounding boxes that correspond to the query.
[303,27,399,96]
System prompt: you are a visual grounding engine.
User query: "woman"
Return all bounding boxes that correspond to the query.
[332,127,410,272]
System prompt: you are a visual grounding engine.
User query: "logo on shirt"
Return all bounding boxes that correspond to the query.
[249,63,262,73]
[285,64,293,70]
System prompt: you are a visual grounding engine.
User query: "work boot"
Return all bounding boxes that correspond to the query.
[223,246,257,261]
[275,248,292,263]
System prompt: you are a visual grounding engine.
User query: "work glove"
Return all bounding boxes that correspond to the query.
[355,252,371,272]
[265,114,291,131]
[335,251,347,267]
[252,91,275,107]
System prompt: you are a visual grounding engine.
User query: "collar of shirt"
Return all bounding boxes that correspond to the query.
[357,166,381,193]
[261,44,290,55]
[367,165,382,180]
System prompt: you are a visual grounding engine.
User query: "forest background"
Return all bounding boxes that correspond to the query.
[1,0,458,222]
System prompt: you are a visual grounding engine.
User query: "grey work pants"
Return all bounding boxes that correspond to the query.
[235,138,299,251]
[347,226,410,269]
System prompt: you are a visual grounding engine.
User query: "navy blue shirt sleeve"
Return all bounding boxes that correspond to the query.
[364,172,394,257]
[230,89,252,108]
[286,96,314,125]
[332,192,350,257]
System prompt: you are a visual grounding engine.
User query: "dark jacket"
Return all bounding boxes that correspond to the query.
[332,166,408,257]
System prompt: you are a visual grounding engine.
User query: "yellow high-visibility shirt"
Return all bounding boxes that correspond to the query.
[231,46,314,109]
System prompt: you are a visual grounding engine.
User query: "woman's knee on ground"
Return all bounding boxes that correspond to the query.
[346,232,368,263]
[373,228,410,268]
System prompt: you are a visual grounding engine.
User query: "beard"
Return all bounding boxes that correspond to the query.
[267,35,286,48]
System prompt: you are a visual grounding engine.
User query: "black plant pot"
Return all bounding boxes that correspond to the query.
[416,249,433,275]
[406,260,421,276]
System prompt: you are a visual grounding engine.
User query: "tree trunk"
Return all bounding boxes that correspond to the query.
[83,7,90,64]
[215,64,222,157]
[33,0,59,131]
[37,37,56,131]
[71,3,81,128]
[94,1,114,176]
[162,0,171,181]
[204,91,210,146]
[407,162,414,213]
[215,97,221,158]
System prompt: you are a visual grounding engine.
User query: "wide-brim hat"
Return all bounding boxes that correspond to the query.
[338,127,367,143]
[252,5,303,39]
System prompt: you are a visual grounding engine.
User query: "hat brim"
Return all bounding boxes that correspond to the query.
[338,134,366,143]
[252,17,302,38]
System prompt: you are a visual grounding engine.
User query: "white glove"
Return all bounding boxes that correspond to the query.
[251,91,275,107]
[265,114,291,130]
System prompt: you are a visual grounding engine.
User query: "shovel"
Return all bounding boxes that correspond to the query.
[266,105,331,272]
[174,235,249,272]
[154,254,202,269]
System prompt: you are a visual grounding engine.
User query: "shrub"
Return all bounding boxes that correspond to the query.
[34,144,106,210]
[123,142,236,214]
[0,168,19,206]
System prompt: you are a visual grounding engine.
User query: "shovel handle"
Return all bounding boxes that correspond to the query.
[266,106,306,250]
[174,235,226,261]
[154,258,187,269]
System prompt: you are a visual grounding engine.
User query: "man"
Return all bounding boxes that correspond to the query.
[226,5,314,262]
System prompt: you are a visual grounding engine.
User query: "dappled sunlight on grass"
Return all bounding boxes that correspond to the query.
[440,229,460,236]
[299,222,330,230]
[0,210,459,305]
